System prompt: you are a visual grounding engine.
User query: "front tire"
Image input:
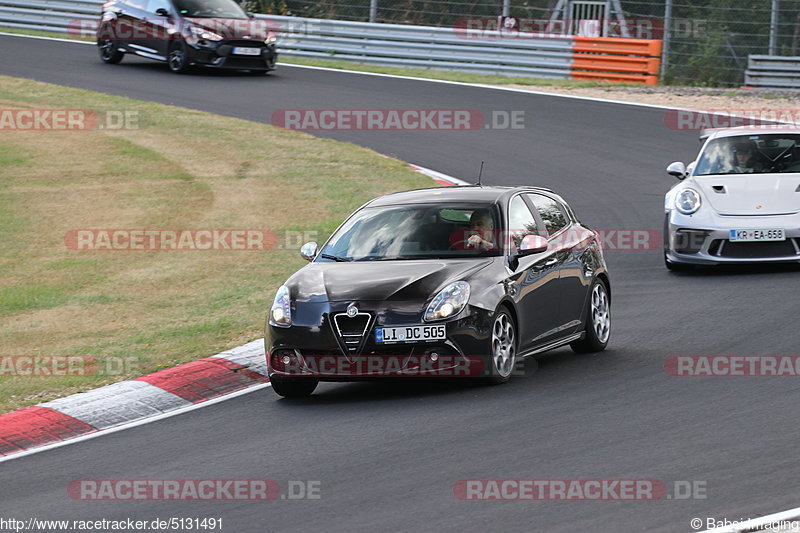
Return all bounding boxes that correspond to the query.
[168,41,191,73]
[98,38,124,64]
[270,376,318,398]
[487,308,517,384]
[570,279,610,353]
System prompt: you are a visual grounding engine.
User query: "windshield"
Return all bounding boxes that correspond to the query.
[173,0,247,18]
[695,134,800,175]
[318,204,503,261]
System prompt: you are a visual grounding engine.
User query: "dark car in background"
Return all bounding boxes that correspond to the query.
[97,0,277,74]
[265,186,612,398]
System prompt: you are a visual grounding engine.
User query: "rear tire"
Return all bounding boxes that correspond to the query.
[98,38,124,64]
[487,308,517,384]
[570,279,610,353]
[270,376,318,398]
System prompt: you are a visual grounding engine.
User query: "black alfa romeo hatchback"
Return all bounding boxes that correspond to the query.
[265,186,611,397]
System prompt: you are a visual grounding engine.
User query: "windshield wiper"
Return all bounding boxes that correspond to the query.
[320,253,351,262]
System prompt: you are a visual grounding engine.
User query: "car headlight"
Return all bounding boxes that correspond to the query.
[265,33,277,44]
[675,188,701,215]
[424,281,470,322]
[186,25,223,42]
[269,285,291,327]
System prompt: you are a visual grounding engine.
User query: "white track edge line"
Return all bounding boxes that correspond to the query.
[0,382,272,464]
[698,506,800,532]
[0,30,93,44]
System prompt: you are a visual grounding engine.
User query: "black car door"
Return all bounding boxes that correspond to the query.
[527,193,587,336]
[140,0,174,58]
[504,194,563,352]
[105,0,144,48]
[116,0,150,52]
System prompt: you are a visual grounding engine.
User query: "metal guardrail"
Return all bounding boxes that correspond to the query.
[0,0,100,32]
[0,0,660,83]
[269,15,574,79]
[745,55,800,90]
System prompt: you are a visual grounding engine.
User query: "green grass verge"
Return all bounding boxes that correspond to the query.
[0,74,433,413]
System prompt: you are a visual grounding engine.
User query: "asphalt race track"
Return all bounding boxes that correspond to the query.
[2,35,800,532]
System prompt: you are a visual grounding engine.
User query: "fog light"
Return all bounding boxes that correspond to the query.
[271,349,303,373]
[429,352,439,362]
[674,229,709,254]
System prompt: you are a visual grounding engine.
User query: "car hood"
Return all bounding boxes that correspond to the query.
[694,173,800,215]
[184,17,269,40]
[287,259,494,303]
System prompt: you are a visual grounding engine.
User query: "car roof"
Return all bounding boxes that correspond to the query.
[365,185,556,207]
[701,125,800,141]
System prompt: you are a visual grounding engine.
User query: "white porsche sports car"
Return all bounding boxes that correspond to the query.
[664,126,800,270]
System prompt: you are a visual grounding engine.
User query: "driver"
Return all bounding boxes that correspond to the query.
[466,209,495,250]
[731,139,762,173]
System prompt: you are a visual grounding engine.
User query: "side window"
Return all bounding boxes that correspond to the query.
[508,196,540,248]
[147,0,170,12]
[528,194,569,235]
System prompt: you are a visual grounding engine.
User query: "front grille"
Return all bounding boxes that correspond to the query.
[193,51,214,63]
[711,238,800,259]
[332,313,372,354]
[222,57,268,69]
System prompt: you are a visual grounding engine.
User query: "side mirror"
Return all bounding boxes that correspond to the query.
[155,7,169,15]
[300,241,318,262]
[667,161,687,180]
[517,234,548,257]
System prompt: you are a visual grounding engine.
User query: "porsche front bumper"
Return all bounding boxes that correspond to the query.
[664,209,800,265]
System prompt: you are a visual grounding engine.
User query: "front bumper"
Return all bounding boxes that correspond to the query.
[664,209,800,265]
[266,301,495,380]
[187,40,277,71]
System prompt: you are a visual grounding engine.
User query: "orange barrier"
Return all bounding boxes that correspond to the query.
[571,36,662,85]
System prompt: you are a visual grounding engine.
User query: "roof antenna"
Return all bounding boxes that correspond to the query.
[475,161,484,186]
